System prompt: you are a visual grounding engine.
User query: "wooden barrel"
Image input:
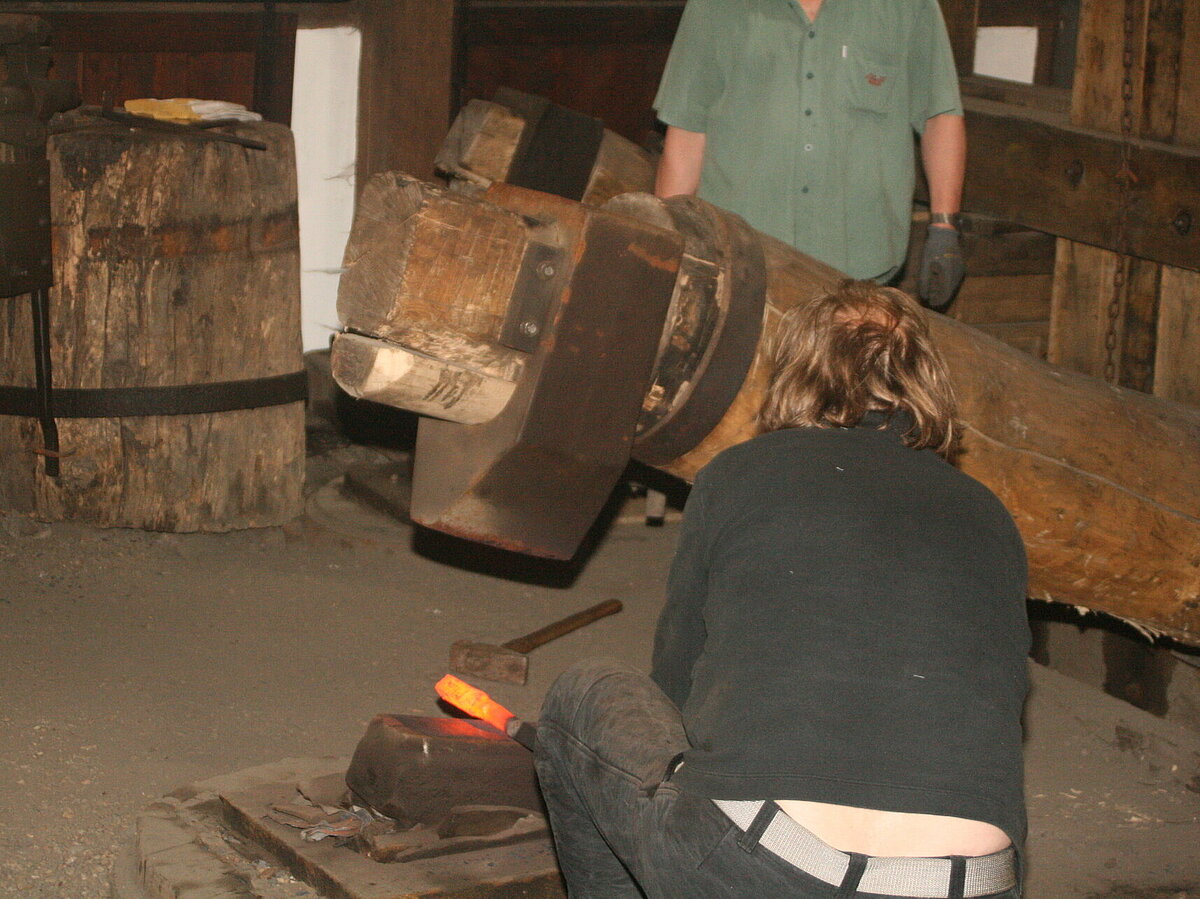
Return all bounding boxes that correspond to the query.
[0,118,304,531]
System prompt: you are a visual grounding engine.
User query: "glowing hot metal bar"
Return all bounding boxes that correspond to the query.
[435,674,538,751]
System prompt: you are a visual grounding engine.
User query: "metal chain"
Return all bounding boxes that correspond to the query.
[1104,0,1139,385]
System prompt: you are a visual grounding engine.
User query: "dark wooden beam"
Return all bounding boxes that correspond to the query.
[355,0,455,184]
[937,0,979,77]
[962,96,1200,272]
[37,11,297,123]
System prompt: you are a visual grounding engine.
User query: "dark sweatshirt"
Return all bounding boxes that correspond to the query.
[650,413,1030,847]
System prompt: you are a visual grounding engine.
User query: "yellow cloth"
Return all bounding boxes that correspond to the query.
[123,98,201,123]
[123,99,262,123]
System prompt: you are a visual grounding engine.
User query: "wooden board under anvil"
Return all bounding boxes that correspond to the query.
[110,722,566,899]
[220,717,563,899]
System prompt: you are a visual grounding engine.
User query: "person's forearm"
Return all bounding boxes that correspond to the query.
[920,113,966,226]
[655,126,707,198]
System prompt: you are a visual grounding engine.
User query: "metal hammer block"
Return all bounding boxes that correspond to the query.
[449,599,622,684]
[450,640,530,684]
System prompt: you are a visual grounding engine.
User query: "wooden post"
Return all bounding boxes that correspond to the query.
[355,0,456,185]
[937,0,980,77]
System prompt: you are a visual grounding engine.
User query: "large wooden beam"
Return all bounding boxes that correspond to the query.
[333,174,1200,645]
[962,96,1200,272]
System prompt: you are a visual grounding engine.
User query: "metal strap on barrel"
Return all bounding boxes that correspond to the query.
[0,370,307,418]
[632,201,768,466]
[496,87,604,202]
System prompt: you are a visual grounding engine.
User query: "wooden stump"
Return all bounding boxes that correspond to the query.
[0,119,304,531]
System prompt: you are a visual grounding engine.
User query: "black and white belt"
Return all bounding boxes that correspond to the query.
[713,800,1017,898]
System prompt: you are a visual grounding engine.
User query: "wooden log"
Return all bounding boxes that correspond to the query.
[0,119,304,531]
[334,174,1200,644]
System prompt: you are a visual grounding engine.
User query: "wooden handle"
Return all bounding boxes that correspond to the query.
[503,599,623,655]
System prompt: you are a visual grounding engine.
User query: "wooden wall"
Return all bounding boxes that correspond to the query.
[1051,0,1200,406]
[292,0,456,184]
[942,0,1078,87]
[457,2,682,145]
[297,0,680,184]
[35,11,297,124]
[12,1,453,188]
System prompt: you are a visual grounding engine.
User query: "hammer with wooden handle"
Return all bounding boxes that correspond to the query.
[449,599,623,685]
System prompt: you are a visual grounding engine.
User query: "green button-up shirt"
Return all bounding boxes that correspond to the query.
[654,0,962,279]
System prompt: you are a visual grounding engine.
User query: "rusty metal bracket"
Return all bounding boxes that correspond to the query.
[91,106,268,151]
[0,157,52,297]
[498,241,563,353]
[409,191,682,559]
[2,14,79,478]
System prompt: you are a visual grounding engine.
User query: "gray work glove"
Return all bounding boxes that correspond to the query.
[918,226,965,313]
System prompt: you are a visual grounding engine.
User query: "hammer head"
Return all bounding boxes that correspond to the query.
[449,640,529,685]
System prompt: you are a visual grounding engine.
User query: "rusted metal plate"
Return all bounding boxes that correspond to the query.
[0,158,52,297]
[498,241,563,354]
[408,184,682,559]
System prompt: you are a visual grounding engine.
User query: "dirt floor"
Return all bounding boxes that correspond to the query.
[1,406,1198,898]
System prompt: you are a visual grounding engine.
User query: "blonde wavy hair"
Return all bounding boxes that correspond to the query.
[758,280,959,456]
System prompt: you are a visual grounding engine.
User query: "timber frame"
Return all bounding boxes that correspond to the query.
[959,88,1199,273]
[940,0,1200,407]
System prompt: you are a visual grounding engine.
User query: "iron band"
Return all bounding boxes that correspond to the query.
[0,370,307,419]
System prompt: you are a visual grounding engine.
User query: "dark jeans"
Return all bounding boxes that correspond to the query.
[533,659,1020,899]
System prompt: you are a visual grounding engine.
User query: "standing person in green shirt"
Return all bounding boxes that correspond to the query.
[654,0,967,310]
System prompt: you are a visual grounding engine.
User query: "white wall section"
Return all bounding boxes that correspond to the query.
[291,27,361,352]
[974,26,1039,85]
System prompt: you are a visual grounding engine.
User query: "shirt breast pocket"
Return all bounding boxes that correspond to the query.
[843,53,899,116]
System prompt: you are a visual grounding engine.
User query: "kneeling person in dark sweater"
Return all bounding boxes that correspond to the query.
[534,280,1030,898]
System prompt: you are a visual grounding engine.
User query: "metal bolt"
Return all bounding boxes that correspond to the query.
[1065,160,1084,187]
[1172,210,1192,236]
[519,321,540,337]
[536,261,556,279]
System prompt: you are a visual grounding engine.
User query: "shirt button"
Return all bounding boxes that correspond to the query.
[805,109,813,116]
[809,31,816,38]
[801,186,810,193]
[804,144,814,151]
[806,72,815,79]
